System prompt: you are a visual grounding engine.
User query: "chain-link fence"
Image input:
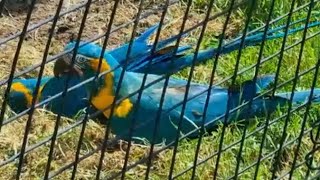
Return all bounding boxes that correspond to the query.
[1,0,320,179]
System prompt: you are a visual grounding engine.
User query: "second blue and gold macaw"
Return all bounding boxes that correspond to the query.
[52,51,320,144]
[8,77,51,113]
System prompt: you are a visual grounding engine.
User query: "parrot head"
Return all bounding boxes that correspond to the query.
[54,53,133,119]
[54,53,115,96]
[53,53,86,78]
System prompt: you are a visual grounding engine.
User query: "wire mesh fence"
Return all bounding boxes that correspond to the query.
[1,0,320,179]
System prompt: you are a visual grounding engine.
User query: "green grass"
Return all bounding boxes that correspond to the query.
[151,0,320,179]
[164,1,319,179]
[1,0,320,179]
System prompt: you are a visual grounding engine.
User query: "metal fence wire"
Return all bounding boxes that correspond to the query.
[1,0,320,179]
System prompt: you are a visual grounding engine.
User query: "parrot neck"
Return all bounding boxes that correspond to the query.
[101,54,137,97]
[86,58,133,118]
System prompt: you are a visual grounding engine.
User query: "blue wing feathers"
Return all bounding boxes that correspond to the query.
[136,23,160,42]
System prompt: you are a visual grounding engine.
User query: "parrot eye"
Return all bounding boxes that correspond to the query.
[73,54,91,69]
[75,54,90,64]
[64,53,90,67]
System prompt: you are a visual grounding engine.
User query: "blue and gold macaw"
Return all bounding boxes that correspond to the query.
[7,76,91,117]
[8,75,98,118]
[8,18,320,118]
[53,52,320,144]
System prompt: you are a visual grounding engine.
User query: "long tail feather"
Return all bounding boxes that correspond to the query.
[276,89,320,105]
[224,19,320,53]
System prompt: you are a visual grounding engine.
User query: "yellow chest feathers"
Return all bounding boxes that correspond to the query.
[89,59,133,118]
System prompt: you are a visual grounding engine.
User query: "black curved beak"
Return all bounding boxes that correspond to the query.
[54,54,84,78]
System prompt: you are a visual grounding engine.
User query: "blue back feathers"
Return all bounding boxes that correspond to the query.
[39,76,88,117]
